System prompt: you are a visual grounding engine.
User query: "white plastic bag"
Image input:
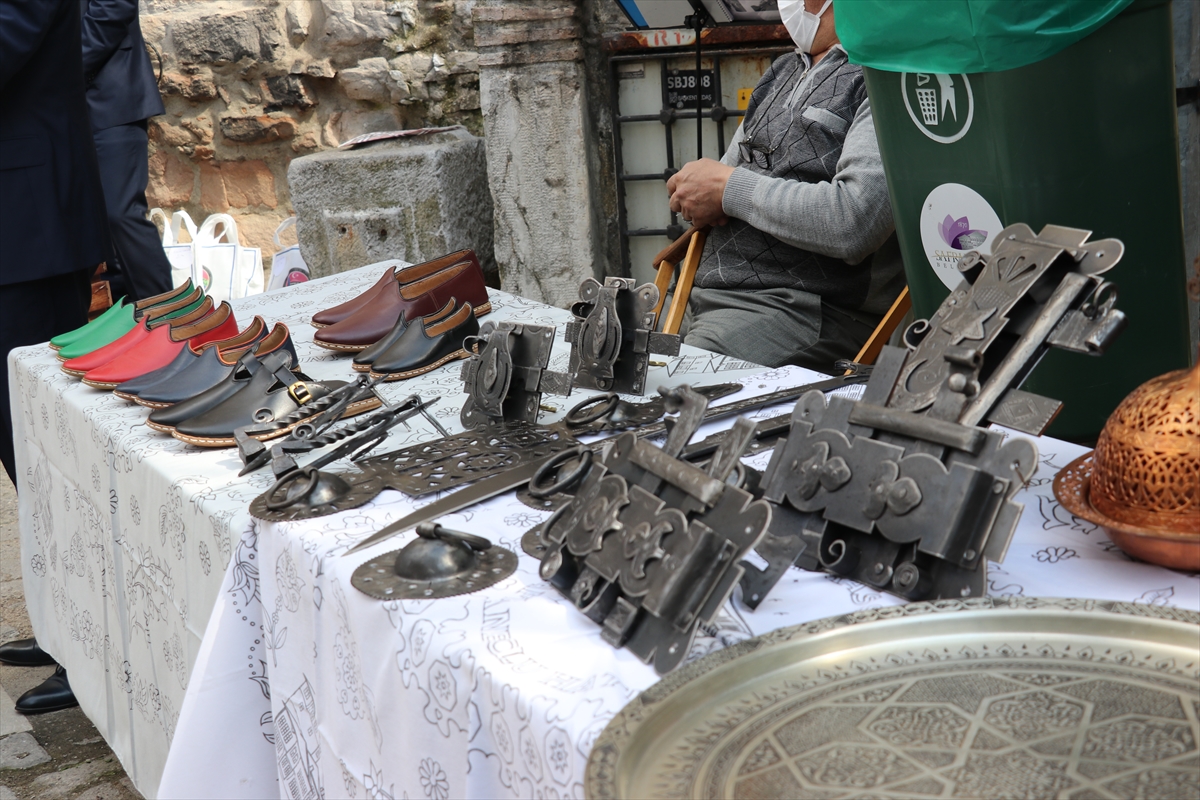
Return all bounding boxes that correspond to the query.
[149,208,198,289]
[266,217,310,290]
[193,213,264,305]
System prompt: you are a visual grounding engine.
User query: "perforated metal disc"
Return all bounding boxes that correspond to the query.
[586,598,1200,800]
[249,473,387,522]
[351,542,517,600]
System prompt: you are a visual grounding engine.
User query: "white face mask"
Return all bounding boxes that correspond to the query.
[778,0,832,54]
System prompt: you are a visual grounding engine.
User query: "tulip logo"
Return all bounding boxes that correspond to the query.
[919,183,1003,291]
[938,215,988,251]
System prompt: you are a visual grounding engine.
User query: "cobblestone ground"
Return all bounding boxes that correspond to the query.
[0,474,139,800]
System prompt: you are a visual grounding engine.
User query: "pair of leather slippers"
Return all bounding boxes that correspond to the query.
[310,250,493,381]
[140,329,378,447]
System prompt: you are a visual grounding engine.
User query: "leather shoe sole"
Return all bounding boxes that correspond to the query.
[170,396,383,447]
[369,348,470,382]
[112,389,172,408]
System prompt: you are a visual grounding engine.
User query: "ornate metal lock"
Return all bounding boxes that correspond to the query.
[740,223,1128,605]
[537,387,771,675]
[460,321,572,428]
[566,277,681,395]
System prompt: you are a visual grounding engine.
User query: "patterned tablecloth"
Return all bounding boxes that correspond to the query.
[10,263,1199,799]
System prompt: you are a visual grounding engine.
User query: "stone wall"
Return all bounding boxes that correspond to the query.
[140,0,486,275]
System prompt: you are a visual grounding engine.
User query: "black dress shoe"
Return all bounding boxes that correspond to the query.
[352,309,413,372]
[15,665,78,715]
[0,637,56,667]
[369,299,478,381]
[145,325,298,432]
[114,316,269,404]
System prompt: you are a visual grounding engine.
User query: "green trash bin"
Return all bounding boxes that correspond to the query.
[841,0,1192,441]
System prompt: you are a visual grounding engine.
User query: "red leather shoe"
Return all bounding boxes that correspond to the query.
[313,254,490,352]
[60,288,207,376]
[82,303,240,389]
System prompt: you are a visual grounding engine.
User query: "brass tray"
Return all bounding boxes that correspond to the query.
[586,598,1200,800]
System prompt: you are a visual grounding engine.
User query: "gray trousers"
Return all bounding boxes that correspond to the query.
[681,286,881,373]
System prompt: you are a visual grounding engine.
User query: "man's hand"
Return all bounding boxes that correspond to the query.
[667,158,734,228]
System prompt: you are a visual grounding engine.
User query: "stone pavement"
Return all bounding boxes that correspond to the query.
[0,474,139,800]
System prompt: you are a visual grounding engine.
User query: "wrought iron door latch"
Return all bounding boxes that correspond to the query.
[536,386,771,675]
[459,320,572,429]
[246,393,445,521]
[567,277,681,395]
[739,223,1128,605]
[235,374,394,473]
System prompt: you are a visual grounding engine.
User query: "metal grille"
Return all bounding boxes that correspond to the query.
[608,44,791,278]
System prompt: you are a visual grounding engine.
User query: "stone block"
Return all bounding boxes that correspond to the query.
[172,8,282,65]
[225,161,277,209]
[319,0,396,50]
[322,109,404,147]
[0,732,50,769]
[199,160,277,210]
[0,687,30,737]
[160,70,218,101]
[264,75,317,111]
[480,62,603,305]
[147,150,196,209]
[288,128,495,280]
[219,114,297,144]
[29,759,109,799]
[338,57,392,100]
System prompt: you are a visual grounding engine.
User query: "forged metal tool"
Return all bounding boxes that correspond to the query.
[235,374,393,473]
[342,373,869,556]
[459,321,572,428]
[741,223,1128,605]
[351,523,517,600]
[536,386,771,675]
[248,394,443,521]
[252,384,745,523]
[566,277,681,394]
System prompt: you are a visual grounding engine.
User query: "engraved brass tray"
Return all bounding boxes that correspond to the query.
[586,598,1200,800]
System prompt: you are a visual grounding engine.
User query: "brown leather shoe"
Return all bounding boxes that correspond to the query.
[310,250,483,328]
[313,253,490,352]
[310,266,395,328]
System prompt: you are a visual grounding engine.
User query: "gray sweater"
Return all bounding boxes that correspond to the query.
[698,47,903,315]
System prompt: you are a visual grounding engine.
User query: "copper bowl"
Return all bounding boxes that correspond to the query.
[1054,453,1200,571]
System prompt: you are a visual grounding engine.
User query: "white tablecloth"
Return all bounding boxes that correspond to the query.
[12,263,1199,798]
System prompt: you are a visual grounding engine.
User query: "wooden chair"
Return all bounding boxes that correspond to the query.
[651,224,709,335]
[648,224,913,370]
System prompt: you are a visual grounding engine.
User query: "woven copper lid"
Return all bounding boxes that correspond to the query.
[1089,358,1200,535]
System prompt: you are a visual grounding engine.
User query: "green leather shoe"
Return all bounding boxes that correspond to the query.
[57,283,204,360]
[54,303,139,359]
[50,297,131,350]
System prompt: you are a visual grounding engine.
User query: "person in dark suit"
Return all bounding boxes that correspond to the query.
[83,0,172,302]
[0,0,109,714]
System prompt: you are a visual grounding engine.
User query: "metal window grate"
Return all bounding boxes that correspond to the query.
[608,45,791,278]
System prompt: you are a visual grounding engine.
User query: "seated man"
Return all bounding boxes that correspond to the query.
[667,0,904,372]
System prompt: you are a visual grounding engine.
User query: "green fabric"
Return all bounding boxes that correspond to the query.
[51,297,129,349]
[834,0,1135,74]
[55,304,138,359]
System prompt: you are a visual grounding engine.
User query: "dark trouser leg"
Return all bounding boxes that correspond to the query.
[93,121,172,303]
[681,286,880,373]
[0,269,92,485]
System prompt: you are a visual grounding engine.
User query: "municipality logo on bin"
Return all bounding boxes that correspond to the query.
[902,72,974,144]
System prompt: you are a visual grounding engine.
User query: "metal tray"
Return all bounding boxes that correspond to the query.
[586,598,1200,799]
